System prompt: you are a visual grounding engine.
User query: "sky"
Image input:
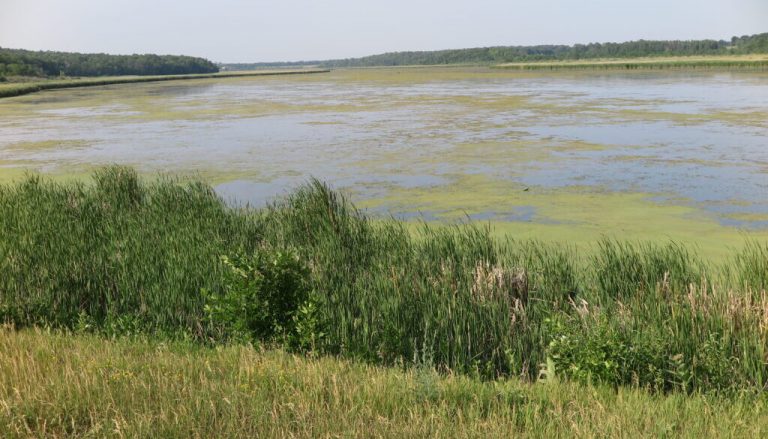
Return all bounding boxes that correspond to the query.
[1,0,766,63]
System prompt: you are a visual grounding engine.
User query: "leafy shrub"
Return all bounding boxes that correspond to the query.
[546,316,737,393]
[668,334,737,393]
[204,247,324,350]
[546,316,667,390]
[289,291,326,351]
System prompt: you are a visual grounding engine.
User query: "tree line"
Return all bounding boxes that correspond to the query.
[223,32,768,69]
[0,48,219,78]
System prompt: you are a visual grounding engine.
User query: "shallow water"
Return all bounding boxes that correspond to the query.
[1,68,767,243]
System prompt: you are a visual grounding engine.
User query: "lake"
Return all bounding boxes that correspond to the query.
[1,68,767,253]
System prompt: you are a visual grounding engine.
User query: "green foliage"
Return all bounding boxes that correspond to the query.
[500,58,768,71]
[731,240,768,291]
[732,33,768,53]
[261,179,578,377]
[0,166,261,335]
[592,239,704,300]
[0,168,766,394]
[547,316,668,390]
[223,33,768,69]
[204,248,324,350]
[546,315,740,394]
[290,291,326,351]
[0,47,218,78]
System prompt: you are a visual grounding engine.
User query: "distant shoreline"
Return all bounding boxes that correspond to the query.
[3,57,766,101]
[223,55,768,73]
[494,55,768,71]
[0,69,330,99]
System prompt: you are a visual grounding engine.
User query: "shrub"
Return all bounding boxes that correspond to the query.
[204,247,323,350]
[546,315,738,393]
[546,316,668,390]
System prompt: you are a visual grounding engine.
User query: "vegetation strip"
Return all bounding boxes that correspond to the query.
[224,32,768,69]
[2,328,767,438]
[494,56,768,71]
[0,47,219,77]
[1,167,767,397]
[0,69,330,99]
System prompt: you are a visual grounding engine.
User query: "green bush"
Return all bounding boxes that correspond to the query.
[546,316,667,390]
[546,316,738,393]
[204,247,324,350]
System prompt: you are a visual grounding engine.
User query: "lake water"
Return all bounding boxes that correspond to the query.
[1,68,767,244]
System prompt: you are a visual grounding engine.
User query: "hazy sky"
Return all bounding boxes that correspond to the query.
[1,0,766,63]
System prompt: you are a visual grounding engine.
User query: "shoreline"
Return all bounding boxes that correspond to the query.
[0,69,330,99]
[494,55,768,71]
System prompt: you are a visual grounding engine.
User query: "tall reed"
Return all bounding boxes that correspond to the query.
[1,168,766,392]
[0,167,262,335]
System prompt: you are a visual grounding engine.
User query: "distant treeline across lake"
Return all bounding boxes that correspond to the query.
[3,32,767,79]
[0,48,219,78]
[224,32,768,69]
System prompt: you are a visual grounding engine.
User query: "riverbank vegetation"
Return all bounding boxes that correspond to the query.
[224,32,768,69]
[496,55,768,70]
[1,167,767,396]
[0,48,217,78]
[0,69,329,99]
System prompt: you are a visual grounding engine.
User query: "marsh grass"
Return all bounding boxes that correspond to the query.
[0,168,767,394]
[0,167,262,335]
[0,70,330,99]
[496,56,768,71]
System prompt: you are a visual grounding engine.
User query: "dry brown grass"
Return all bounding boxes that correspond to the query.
[1,328,768,438]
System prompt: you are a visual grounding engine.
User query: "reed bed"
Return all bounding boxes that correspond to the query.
[0,167,262,334]
[1,167,766,394]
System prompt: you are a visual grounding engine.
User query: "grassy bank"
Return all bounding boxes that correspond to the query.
[0,69,330,99]
[495,55,768,70]
[1,168,767,395]
[2,328,766,438]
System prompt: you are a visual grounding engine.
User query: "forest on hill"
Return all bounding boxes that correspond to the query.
[0,48,219,78]
[223,32,768,69]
